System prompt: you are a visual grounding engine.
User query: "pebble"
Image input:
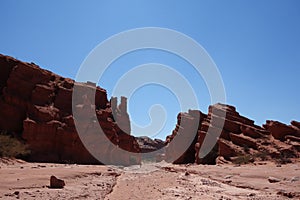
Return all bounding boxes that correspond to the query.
[277,190,295,198]
[268,176,281,183]
[224,175,233,179]
[291,176,299,182]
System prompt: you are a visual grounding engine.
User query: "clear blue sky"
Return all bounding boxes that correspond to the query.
[1,0,299,139]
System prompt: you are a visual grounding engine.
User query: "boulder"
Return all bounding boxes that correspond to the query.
[50,176,65,189]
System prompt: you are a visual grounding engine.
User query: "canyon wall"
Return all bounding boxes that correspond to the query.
[1,54,299,165]
[165,104,300,164]
[0,54,140,165]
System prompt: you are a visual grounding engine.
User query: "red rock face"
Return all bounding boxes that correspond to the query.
[263,120,300,141]
[166,103,300,165]
[1,54,299,166]
[0,54,140,165]
[165,110,207,164]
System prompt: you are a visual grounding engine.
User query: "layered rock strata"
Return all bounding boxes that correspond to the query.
[165,104,300,164]
[0,54,140,165]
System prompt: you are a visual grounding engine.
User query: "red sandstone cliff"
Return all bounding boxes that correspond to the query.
[0,54,140,165]
[1,54,299,166]
[165,104,300,164]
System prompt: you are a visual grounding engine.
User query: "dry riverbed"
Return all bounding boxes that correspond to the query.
[0,159,299,199]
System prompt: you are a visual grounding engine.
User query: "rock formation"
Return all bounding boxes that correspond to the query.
[135,136,165,161]
[165,103,300,164]
[165,110,207,164]
[111,96,131,135]
[0,54,140,165]
[50,175,65,189]
[136,136,165,153]
[0,54,299,166]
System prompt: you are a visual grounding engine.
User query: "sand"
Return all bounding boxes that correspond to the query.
[0,158,299,199]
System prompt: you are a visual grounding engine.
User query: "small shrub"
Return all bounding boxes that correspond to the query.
[242,145,250,153]
[276,152,292,164]
[129,155,140,165]
[232,154,254,165]
[254,151,269,161]
[0,132,30,158]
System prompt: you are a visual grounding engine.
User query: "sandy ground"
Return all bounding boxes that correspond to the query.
[0,159,299,200]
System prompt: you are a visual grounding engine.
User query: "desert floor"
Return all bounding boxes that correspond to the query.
[0,159,299,200]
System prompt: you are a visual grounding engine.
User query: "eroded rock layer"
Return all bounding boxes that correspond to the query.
[0,54,140,165]
[165,103,300,164]
[1,54,299,166]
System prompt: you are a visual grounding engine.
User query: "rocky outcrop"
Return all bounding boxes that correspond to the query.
[111,96,131,135]
[136,136,165,153]
[1,54,299,166]
[135,136,165,161]
[0,54,140,165]
[165,103,300,165]
[263,120,300,141]
[291,120,300,129]
[165,110,207,164]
